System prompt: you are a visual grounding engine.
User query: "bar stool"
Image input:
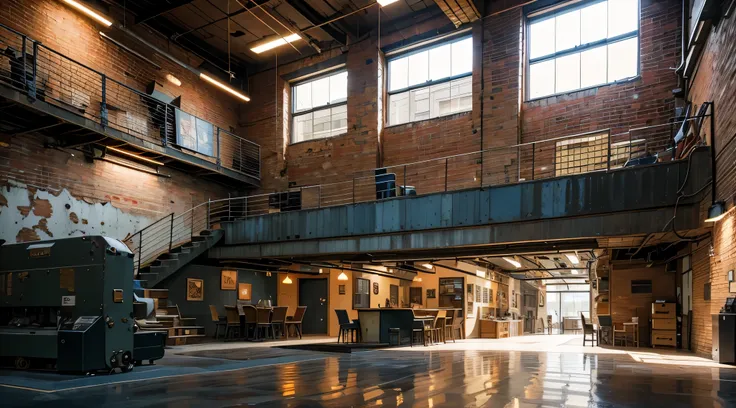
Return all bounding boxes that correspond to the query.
[388,327,401,346]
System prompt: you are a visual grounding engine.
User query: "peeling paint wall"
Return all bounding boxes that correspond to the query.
[0,181,152,243]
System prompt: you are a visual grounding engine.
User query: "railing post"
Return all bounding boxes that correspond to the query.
[29,41,38,101]
[629,130,633,161]
[606,130,612,171]
[137,232,142,274]
[21,36,27,92]
[207,198,211,228]
[163,105,169,147]
[444,158,448,192]
[531,143,536,180]
[403,165,407,194]
[168,213,174,252]
[227,193,231,221]
[216,127,222,167]
[190,208,194,239]
[100,74,108,128]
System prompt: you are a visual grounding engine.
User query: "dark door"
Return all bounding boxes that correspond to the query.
[299,278,328,335]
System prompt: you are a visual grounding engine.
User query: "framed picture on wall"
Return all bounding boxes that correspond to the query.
[427,289,436,299]
[339,284,346,295]
[186,278,204,301]
[221,270,237,290]
[373,282,379,295]
[238,283,251,301]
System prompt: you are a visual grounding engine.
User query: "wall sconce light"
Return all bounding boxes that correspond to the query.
[282,275,292,285]
[337,272,348,281]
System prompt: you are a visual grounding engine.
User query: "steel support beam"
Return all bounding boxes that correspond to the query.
[286,0,348,45]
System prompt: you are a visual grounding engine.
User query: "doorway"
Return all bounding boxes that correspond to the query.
[298,278,328,335]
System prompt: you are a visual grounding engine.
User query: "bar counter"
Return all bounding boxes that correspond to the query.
[356,308,462,344]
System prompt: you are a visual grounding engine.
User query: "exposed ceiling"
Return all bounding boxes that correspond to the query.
[107,0,451,78]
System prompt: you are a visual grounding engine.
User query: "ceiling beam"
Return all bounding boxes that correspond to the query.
[171,0,271,40]
[135,0,195,24]
[286,0,347,45]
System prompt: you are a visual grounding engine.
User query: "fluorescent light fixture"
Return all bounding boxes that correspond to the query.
[165,74,181,87]
[250,33,301,54]
[705,201,727,222]
[199,73,251,102]
[566,253,580,265]
[421,263,434,270]
[571,269,580,275]
[64,0,113,27]
[106,146,163,166]
[282,275,293,284]
[337,272,349,281]
[377,0,400,6]
[503,257,521,269]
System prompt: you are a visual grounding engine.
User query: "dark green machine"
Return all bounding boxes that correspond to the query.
[0,236,141,372]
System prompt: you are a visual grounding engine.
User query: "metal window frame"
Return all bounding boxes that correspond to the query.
[290,68,348,144]
[525,0,641,101]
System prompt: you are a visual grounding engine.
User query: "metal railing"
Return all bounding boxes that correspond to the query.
[0,23,260,180]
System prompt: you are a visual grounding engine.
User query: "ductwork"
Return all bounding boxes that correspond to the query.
[434,0,482,27]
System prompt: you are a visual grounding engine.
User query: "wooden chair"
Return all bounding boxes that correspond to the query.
[444,309,456,342]
[271,306,289,339]
[581,313,598,346]
[432,310,447,344]
[285,306,307,339]
[209,305,227,339]
[613,323,628,347]
[411,310,428,347]
[242,305,257,340]
[224,306,240,340]
[255,307,274,340]
[335,309,360,343]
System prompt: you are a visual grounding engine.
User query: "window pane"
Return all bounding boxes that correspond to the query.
[451,37,473,76]
[312,108,331,139]
[389,91,410,125]
[293,113,312,143]
[311,76,330,108]
[607,37,637,81]
[294,82,312,112]
[555,9,580,52]
[329,71,347,104]
[450,76,472,114]
[411,87,430,121]
[608,0,638,37]
[556,53,580,93]
[389,57,408,91]
[429,43,452,80]
[331,105,347,136]
[529,60,555,99]
[580,45,607,88]
[580,2,607,44]
[408,51,429,86]
[530,18,555,59]
[429,81,451,118]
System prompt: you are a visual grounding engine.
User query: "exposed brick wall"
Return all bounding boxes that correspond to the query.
[685,8,736,358]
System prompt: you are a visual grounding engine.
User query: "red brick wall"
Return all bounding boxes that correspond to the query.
[0,0,240,241]
[686,11,736,357]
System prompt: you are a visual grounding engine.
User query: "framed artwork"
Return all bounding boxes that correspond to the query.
[427,289,436,299]
[175,109,214,156]
[339,284,346,295]
[186,278,203,301]
[221,270,237,290]
[238,283,251,301]
[373,282,379,295]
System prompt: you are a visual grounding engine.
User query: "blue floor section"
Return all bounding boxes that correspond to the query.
[0,352,332,392]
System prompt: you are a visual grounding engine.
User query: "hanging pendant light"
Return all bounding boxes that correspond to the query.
[337,272,349,281]
[282,275,292,284]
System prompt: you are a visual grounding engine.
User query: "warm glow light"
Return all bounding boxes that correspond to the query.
[476,269,486,277]
[63,0,113,27]
[421,263,434,270]
[337,272,349,281]
[503,257,521,268]
[566,253,580,265]
[165,73,182,86]
[319,268,323,274]
[250,33,301,54]
[705,213,728,223]
[377,0,400,6]
[106,146,163,165]
[413,276,422,282]
[282,275,292,284]
[199,73,251,102]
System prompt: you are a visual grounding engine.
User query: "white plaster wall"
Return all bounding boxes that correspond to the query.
[0,181,153,243]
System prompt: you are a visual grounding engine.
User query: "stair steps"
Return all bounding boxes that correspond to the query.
[134,287,204,346]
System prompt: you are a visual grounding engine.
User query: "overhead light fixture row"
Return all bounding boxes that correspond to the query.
[63,0,112,27]
[199,73,251,102]
[250,33,301,54]
[377,0,400,6]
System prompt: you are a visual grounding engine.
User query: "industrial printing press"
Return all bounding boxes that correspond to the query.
[0,236,165,373]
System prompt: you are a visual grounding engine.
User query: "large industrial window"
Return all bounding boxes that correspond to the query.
[291,70,348,143]
[527,0,640,100]
[387,36,472,126]
[353,278,371,309]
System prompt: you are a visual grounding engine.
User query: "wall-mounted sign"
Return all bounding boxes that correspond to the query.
[221,270,237,290]
[187,278,204,301]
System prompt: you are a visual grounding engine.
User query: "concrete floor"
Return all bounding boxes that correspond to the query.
[1,335,734,407]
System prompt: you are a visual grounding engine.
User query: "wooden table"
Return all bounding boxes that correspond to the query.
[623,322,639,347]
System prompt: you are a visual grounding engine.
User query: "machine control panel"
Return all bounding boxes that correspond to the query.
[59,316,100,331]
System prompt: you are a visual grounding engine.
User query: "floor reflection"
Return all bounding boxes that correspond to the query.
[3,348,736,407]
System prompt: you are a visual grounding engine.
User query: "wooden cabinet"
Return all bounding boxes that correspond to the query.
[651,302,676,347]
[479,319,523,339]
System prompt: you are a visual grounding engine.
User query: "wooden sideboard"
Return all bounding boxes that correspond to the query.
[480,319,523,339]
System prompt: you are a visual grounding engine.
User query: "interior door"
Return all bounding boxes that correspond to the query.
[299,278,328,334]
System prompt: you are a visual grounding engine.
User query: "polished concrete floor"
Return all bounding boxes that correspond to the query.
[1,335,735,407]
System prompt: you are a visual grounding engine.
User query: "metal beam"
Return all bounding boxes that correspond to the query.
[171,0,270,40]
[136,0,195,24]
[286,0,348,45]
